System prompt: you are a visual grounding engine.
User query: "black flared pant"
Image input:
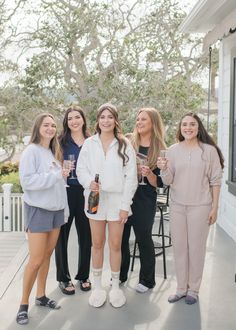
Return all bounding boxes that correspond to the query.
[120,221,156,288]
[55,185,91,282]
[120,185,157,288]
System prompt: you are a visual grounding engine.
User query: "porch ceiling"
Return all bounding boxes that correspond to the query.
[179,0,236,33]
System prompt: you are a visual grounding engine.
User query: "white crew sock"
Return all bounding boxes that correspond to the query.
[111,271,120,290]
[92,268,102,289]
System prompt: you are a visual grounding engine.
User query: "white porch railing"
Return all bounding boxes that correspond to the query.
[0,184,24,232]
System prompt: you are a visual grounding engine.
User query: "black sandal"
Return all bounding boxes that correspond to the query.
[79,279,91,292]
[59,281,75,295]
[35,296,61,309]
[16,311,29,325]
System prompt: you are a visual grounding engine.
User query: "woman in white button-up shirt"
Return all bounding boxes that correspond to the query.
[77,103,137,308]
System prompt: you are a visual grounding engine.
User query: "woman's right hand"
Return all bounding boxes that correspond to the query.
[156,157,168,170]
[62,168,70,178]
[89,180,100,192]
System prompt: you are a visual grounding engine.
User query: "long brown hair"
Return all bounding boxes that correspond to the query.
[59,105,90,148]
[132,108,166,170]
[95,103,129,166]
[176,112,224,169]
[30,113,62,162]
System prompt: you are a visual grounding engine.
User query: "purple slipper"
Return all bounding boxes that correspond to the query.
[185,295,198,305]
[168,293,186,303]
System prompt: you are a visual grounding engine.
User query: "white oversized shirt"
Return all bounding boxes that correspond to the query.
[76,134,138,211]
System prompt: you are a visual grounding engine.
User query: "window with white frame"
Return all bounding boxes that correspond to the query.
[233,58,236,182]
[228,50,236,195]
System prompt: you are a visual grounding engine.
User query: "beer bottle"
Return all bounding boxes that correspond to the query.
[87,174,99,214]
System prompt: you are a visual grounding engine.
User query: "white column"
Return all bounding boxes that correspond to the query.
[2,183,13,231]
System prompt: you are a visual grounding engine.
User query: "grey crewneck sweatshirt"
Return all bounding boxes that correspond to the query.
[19,143,68,212]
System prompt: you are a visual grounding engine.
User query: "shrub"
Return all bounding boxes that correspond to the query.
[0,161,19,175]
[0,172,22,193]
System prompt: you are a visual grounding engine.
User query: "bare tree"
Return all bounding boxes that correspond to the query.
[0,0,210,159]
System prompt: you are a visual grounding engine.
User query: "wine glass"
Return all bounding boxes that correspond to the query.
[68,154,76,179]
[136,152,148,186]
[158,149,167,178]
[160,149,167,159]
[63,160,71,187]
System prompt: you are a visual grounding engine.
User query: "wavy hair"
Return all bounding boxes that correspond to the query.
[59,105,90,148]
[95,103,129,166]
[176,112,224,169]
[132,108,166,170]
[30,113,62,162]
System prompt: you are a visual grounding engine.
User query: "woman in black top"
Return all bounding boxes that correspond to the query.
[120,108,166,292]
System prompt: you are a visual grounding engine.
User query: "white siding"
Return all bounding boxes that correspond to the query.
[218,33,236,241]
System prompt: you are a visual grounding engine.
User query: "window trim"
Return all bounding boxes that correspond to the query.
[228,47,236,196]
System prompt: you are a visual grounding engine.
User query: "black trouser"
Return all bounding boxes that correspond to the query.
[55,185,91,282]
[120,222,156,288]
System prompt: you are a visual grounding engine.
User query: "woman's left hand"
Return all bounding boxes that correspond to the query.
[119,210,129,224]
[208,208,218,225]
[141,165,151,177]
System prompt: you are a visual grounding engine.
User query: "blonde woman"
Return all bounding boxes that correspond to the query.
[16,113,68,325]
[120,108,166,293]
[77,103,137,308]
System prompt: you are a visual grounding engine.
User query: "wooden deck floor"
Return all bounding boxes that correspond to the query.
[0,232,28,299]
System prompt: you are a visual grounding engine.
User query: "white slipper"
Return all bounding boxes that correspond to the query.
[89,289,106,308]
[109,288,126,308]
[136,283,149,293]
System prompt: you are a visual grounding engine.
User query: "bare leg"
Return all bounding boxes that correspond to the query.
[88,220,107,307]
[108,221,124,272]
[89,219,106,269]
[108,221,126,308]
[20,232,48,305]
[36,228,60,297]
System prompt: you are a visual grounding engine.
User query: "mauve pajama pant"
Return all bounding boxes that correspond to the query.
[170,202,211,294]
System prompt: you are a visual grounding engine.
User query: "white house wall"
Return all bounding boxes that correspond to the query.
[218,32,236,241]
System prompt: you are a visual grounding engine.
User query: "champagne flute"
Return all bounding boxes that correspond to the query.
[158,149,167,179]
[136,152,148,186]
[68,154,76,179]
[160,149,167,160]
[63,160,71,187]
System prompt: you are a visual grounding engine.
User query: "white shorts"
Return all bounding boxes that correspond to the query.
[84,190,132,221]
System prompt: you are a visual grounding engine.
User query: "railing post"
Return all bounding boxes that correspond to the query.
[2,183,13,231]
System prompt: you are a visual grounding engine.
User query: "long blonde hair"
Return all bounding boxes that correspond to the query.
[132,108,166,169]
[30,113,62,162]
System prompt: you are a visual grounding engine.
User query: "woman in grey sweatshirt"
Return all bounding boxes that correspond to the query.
[16,113,68,325]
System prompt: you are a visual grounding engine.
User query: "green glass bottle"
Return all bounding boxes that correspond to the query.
[87,174,99,214]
